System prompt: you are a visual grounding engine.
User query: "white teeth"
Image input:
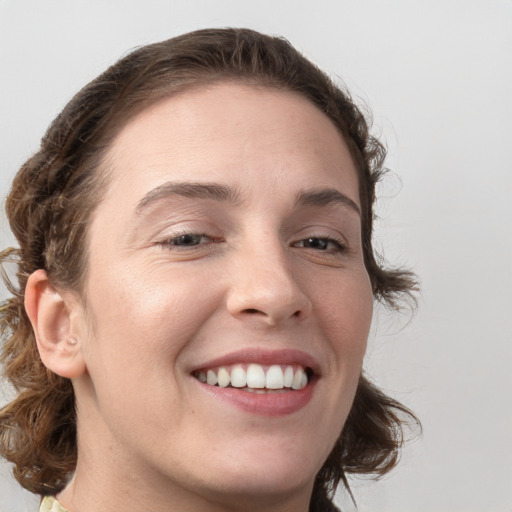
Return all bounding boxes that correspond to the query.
[284,366,294,387]
[266,365,284,389]
[246,364,266,388]
[197,363,310,391]
[217,367,230,388]
[206,370,218,386]
[292,367,307,390]
[230,365,247,388]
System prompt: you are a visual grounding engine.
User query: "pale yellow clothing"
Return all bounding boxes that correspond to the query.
[39,496,68,512]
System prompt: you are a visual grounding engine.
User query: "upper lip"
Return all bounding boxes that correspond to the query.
[190,348,321,375]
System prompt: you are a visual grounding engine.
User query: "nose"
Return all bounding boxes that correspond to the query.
[226,238,312,327]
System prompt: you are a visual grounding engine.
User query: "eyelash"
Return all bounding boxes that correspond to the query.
[293,236,348,254]
[158,232,217,249]
[158,232,347,255]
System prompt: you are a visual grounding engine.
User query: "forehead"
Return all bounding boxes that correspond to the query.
[101,82,359,207]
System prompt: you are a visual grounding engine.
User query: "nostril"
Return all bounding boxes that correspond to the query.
[240,308,304,320]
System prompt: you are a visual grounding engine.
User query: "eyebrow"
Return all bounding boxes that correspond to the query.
[295,188,361,216]
[136,181,241,214]
[135,181,360,217]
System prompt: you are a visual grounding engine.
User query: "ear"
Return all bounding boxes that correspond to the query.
[25,269,86,379]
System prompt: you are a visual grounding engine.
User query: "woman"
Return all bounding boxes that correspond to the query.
[0,28,418,512]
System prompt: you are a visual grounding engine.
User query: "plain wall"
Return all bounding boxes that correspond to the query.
[1,1,511,511]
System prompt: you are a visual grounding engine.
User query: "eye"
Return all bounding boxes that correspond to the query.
[169,233,211,247]
[157,232,216,250]
[294,236,347,253]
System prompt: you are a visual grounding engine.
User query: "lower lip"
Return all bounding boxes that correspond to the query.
[194,379,316,417]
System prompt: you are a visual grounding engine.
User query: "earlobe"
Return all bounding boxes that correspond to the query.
[25,269,86,379]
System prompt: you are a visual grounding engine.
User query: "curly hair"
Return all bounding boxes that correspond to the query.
[0,27,419,510]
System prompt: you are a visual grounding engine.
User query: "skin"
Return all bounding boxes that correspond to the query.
[27,83,373,512]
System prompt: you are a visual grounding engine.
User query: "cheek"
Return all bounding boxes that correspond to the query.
[308,273,373,455]
[313,271,373,419]
[319,271,373,354]
[81,264,220,367]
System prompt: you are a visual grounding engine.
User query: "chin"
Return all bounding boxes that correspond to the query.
[196,467,316,511]
[188,438,325,505]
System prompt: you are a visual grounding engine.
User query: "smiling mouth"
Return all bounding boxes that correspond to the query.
[193,363,314,392]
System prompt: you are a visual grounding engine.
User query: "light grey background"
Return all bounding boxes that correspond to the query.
[1,1,511,511]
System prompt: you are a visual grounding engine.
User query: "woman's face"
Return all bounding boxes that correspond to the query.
[73,83,373,508]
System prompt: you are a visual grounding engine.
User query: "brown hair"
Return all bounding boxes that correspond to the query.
[0,28,419,509]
